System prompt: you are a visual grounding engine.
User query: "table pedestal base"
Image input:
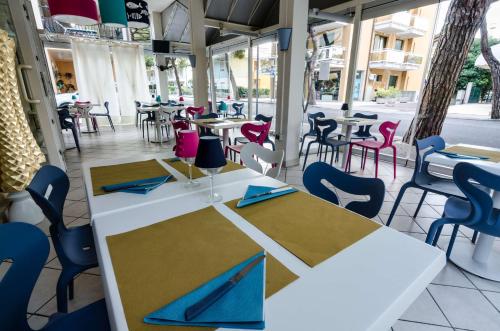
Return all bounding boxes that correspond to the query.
[449,235,500,281]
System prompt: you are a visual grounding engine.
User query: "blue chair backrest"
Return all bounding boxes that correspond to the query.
[414,136,445,183]
[314,118,338,142]
[453,162,500,232]
[194,113,219,135]
[352,113,377,136]
[104,101,110,114]
[255,114,273,123]
[303,162,385,218]
[0,223,49,331]
[306,112,325,135]
[232,103,244,115]
[26,165,69,231]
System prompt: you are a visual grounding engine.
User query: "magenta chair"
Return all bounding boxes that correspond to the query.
[345,121,400,178]
[172,119,191,151]
[225,122,271,163]
[186,106,205,119]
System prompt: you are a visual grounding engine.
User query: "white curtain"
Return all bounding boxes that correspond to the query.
[111,45,150,119]
[71,40,120,117]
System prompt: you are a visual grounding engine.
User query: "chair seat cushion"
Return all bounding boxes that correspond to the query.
[325,137,350,147]
[46,299,110,331]
[234,137,250,144]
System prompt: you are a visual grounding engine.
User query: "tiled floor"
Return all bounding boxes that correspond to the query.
[12,125,500,330]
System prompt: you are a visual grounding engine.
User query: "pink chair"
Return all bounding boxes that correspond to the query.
[345,121,400,178]
[186,106,205,119]
[225,122,272,163]
[172,120,190,151]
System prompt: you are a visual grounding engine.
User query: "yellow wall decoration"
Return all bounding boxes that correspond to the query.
[0,30,45,193]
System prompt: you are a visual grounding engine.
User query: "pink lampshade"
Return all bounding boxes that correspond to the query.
[48,0,99,25]
[175,130,199,158]
[179,96,185,102]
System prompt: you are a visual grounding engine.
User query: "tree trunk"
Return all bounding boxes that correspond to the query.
[171,58,183,96]
[480,18,500,119]
[224,53,240,100]
[403,0,492,143]
[308,30,320,105]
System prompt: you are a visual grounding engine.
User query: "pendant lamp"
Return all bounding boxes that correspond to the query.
[47,0,99,26]
[99,0,128,27]
[125,0,150,29]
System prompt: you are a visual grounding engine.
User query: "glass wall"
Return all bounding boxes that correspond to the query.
[253,41,278,122]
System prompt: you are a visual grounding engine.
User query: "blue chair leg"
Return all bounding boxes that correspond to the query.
[432,225,443,246]
[413,190,428,218]
[57,270,75,313]
[472,230,479,244]
[302,141,315,171]
[68,278,74,300]
[446,224,460,258]
[386,182,412,227]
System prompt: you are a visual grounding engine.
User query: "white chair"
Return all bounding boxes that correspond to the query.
[240,143,284,178]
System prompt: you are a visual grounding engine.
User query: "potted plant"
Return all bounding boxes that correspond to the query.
[375,88,389,104]
[386,87,401,106]
[0,30,45,224]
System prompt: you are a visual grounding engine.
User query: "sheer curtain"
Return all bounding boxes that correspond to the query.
[71,40,120,117]
[111,45,150,122]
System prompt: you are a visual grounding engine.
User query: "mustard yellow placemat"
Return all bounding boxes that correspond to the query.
[106,206,298,331]
[163,158,245,179]
[445,146,500,163]
[226,191,381,267]
[90,159,175,196]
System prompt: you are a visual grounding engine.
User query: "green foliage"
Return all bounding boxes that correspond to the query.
[456,38,499,99]
[237,87,271,98]
[375,87,400,98]
[232,50,246,60]
[145,55,155,69]
[177,58,189,69]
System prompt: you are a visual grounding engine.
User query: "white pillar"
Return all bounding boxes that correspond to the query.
[208,47,217,109]
[275,0,309,167]
[189,0,209,110]
[151,12,169,101]
[343,4,362,115]
[247,37,254,119]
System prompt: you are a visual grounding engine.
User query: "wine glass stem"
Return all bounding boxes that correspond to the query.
[209,174,214,201]
[188,164,193,183]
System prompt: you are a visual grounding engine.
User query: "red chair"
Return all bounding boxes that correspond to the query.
[172,120,190,151]
[186,106,205,119]
[345,121,400,178]
[225,122,272,163]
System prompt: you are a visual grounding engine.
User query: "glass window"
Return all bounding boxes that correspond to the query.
[373,35,387,50]
[388,75,398,88]
[395,39,404,51]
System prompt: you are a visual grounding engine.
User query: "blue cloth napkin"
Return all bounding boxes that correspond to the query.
[237,185,299,208]
[101,175,172,195]
[436,151,489,160]
[144,252,266,329]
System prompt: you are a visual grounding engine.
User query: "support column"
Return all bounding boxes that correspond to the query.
[189,0,209,110]
[247,37,254,119]
[151,12,169,101]
[208,47,217,111]
[343,4,362,115]
[275,0,309,167]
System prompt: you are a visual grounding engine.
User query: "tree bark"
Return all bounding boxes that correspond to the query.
[224,53,240,100]
[480,18,500,119]
[307,30,319,105]
[403,0,492,143]
[171,58,183,96]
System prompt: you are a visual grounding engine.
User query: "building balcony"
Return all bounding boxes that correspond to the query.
[396,16,428,39]
[369,49,423,71]
[316,45,345,68]
[375,13,427,39]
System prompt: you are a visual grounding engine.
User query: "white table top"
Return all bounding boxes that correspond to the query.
[327,116,378,127]
[90,164,445,331]
[191,119,260,130]
[82,156,262,220]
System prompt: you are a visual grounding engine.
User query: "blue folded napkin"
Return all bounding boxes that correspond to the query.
[144,252,266,329]
[436,151,489,160]
[237,185,298,208]
[101,175,172,195]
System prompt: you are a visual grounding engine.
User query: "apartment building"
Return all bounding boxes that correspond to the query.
[317,4,438,102]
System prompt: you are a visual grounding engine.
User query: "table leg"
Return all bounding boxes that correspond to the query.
[222,129,230,149]
[81,110,97,134]
[341,125,353,168]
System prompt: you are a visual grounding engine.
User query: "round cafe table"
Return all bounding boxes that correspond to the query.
[426,144,500,281]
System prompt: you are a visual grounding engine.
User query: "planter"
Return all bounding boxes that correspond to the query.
[321,94,333,101]
[376,97,386,104]
[7,191,44,225]
[386,98,397,106]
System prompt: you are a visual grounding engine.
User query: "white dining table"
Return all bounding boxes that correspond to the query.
[190,118,260,149]
[138,105,184,145]
[71,103,101,134]
[81,155,262,221]
[88,158,445,331]
[426,143,500,281]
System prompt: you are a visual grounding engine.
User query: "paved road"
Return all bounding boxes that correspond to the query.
[254,101,500,148]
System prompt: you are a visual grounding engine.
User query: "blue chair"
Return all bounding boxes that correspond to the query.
[234,114,275,150]
[194,112,220,137]
[57,107,80,152]
[426,163,500,256]
[26,165,98,313]
[302,118,348,171]
[386,136,467,226]
[0,222,110,331]
[229,102,246,119]
[217,101,228,117]
[299,112,325,157]
[303,162,385,218]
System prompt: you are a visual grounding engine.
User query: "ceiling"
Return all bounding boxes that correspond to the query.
[147,0,177,12]
[47,48,73,61]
